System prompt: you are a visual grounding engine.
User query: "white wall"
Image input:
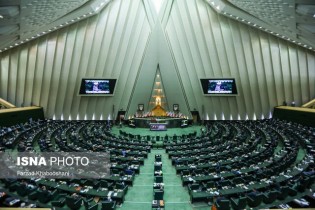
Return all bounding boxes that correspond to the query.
[0,0,314,120]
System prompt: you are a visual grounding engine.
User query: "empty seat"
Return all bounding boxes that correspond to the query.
[262,191,278,204]
[153,189,164,200]
[155,176,163,183]
[231,197,246,210]
[101,200,116,210]
[215,199,230,210]
[247,193,263,208]
[277,186,289,200]
[65,196,83,210]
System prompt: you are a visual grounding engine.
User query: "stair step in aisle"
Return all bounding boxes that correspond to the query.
[119,149,215,210]
[119,149,158,210]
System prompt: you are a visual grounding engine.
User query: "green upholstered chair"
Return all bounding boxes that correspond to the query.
[215,199,231,210]
[101,200,116,210]
[277,186,289,200]
[65,196,83,210]
[154,176,163,183]
[247,193,263,208]
[231,197,247,209]
[262,191,278,204]
[153,189,164,200]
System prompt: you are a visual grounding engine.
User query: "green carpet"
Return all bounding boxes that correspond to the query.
[114,125,213,210]
[120,149,193,210]
[111,125,202,138]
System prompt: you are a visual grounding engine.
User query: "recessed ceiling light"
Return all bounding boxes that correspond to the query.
[0,15,3,19]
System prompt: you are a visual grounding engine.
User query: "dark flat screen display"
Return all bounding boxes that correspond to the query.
[200,78,238,95]
[79,79,117,95]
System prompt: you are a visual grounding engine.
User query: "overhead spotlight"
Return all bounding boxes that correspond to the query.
[0,15,3,19]
[15,43,18,46]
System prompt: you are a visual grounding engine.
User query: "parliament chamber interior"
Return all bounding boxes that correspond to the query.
[0,0,315,210]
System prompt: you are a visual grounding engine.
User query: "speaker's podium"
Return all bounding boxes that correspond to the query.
[152,200,164,209]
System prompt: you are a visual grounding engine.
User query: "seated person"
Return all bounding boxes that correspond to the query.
[303,168,315,176]
[246,188,259,198]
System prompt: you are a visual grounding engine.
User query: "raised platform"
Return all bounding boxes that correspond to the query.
[273,106,315,127]
[131,117,185,128]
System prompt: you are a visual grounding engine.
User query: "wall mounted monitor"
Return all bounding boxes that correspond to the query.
[200,78,238,96]
[79,78,117,96]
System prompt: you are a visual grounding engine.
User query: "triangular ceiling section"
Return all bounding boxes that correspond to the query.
[126,0,190,118]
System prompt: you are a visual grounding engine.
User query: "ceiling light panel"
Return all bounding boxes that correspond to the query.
[227,0,296,35]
